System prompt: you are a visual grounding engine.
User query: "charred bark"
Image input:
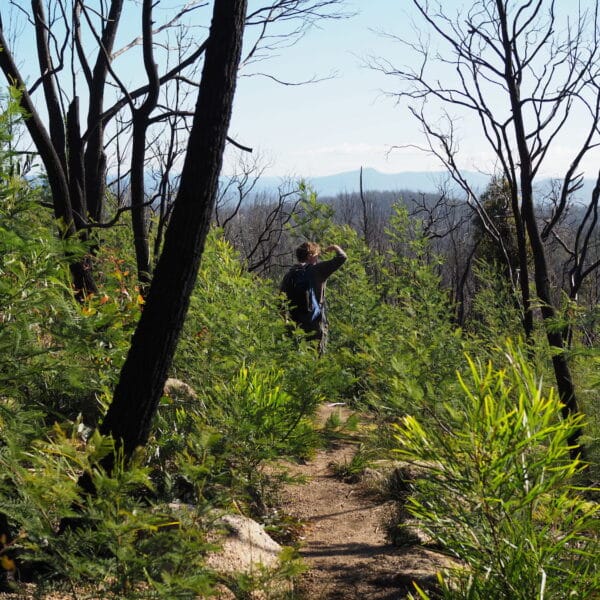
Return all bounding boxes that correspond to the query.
[84,0,124,223]
[131,0,161,290]
[100,0,247,458]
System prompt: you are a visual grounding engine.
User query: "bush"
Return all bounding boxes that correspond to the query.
[321,207,464,419]
[0,400,219,598]
[394,343,600,599]
[0,182,141,425]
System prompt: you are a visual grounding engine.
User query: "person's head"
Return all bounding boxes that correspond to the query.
[296,241,320,264]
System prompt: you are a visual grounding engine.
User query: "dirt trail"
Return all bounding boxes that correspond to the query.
[0,405,449,600]
[279,405,450,600]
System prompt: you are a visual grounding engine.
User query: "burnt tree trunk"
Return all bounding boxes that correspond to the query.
[100,0,247,458]
[511,190,534,339]
[497,0,582,452]
[131,0,161,290]
[84,0,124,223]
[0,13,98,299]
[521,178,583,450]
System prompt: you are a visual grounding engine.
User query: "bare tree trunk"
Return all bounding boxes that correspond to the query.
[521,180,582,448]
[84,0,124,223]
[131,0,161,289]
[496,0,582,450]
[100,0,247,459]
[66,98,87,230]
[510,192,534,339]
[32,0,67,173]
[359,166,370,245]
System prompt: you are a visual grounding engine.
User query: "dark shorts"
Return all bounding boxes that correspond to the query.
[306,313,329,354]
[295,312,329,354]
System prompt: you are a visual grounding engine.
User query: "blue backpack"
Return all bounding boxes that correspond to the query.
[282,264,322,326]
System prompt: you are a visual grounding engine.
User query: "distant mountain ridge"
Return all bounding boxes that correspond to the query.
[307,168,489,196]
[250,168,486,196]
[249,167,596,200]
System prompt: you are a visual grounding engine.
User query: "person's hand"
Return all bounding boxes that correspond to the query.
[324,244,342,253]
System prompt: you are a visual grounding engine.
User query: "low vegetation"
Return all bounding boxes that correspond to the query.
[0,103,598,598]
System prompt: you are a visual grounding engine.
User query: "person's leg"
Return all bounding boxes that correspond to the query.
[317,313,329,356]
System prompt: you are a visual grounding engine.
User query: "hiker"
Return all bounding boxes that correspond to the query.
[280,241,347,354]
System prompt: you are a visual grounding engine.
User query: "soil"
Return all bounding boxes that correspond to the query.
[0,404,452,600]
[278,404,453,600]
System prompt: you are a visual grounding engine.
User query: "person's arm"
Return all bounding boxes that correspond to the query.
[314,244,347,280]
[324,244,346,257]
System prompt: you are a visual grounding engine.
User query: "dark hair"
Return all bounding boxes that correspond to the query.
[295,241,320,262]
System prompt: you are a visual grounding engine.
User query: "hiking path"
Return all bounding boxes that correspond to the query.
[278,404,452,600]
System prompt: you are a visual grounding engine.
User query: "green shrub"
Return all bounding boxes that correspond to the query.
[175,231,296,381]
[0,402,217,598]
[198,365,318,509]
[394,343,599,599]
[165,233,323,513]
[0,182,141,424]
[320,207,464,418]
[467,261,524,341]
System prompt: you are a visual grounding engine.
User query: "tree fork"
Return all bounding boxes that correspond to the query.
[99,0,247,461]
[494,0,584,455]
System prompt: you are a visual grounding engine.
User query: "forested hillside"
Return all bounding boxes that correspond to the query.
[0,0,599,598]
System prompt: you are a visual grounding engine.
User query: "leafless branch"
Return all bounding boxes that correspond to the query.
[112,1,209,59]
[241,69,337,85]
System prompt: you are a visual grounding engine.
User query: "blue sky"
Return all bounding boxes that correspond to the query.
[6,0,600,182]
[227,0,429,177]
[226,0,600,180]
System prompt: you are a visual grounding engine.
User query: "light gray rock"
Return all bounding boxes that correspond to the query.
[163,378,207,412]
[206,514,282,574]
[164,377,198,401]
